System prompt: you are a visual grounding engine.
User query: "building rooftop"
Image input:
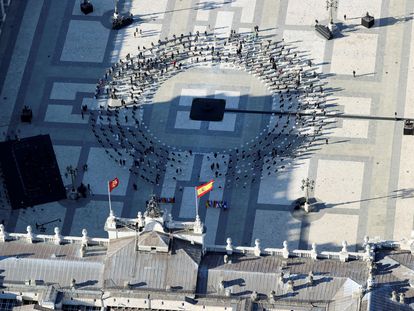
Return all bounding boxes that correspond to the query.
[0,206,413,310]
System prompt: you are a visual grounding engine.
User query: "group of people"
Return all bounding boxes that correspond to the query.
[90,30,329,189]
[205,200,228,210]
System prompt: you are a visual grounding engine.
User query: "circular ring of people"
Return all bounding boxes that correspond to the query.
[90,30,331,187]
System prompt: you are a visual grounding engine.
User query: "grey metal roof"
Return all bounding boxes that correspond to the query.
[199,253,369,283]
[373,250,414,308]
[368,287,414,311]
[4,235,414,310]
[12,305,50,311]
[0,257,104,288]
[0,240,105,288]
[197,253,369,303]
[104,236,202,291]
[0,239,106,261]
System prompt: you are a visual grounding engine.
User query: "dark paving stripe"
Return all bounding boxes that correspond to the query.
[225,108,411,121]
[0,0,28,94]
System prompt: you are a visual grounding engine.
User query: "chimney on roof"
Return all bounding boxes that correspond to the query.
[287,279,294,292]
[268,290,276,302]
[71,278,76,290]
[250,291,258,301]
[399,292,405,304]
[307,271,314,286]
[218,280,225,292]
[391,290,398,302]
[79,244,86,258]
[124,281,132,289]
[278,271,285,286]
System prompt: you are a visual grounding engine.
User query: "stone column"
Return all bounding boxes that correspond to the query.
[81,229,89,246]
[0,224,8,242]
[226,237,233,255]
[339,240,349,262]
[282,241,289,259]
[254,239,261,257]
[137,211,145,228]
[193,215,203,234]
[26,225,34,244]
[310,243,318,260]
[54,227,62,245]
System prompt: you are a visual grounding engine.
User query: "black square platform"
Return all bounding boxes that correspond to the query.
[404,120,414,135]
[361,15,375,28]
[80,3,94,15]
[190,98,226,121]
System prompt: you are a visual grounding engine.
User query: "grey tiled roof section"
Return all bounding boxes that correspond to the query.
[0,257,104,287]
[197,253,369,301]
[12,305,51,311]
[104,237,202,291]
[0,239,106,261]
[0,240,105,287]
[200,253,369,283]
[388,250,414,272]
[138,231,170,248]
[368,288,414,311]
[198,267,348,299]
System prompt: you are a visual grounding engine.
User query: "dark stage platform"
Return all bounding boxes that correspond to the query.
[0,135,66,209]
[190,98,226,121]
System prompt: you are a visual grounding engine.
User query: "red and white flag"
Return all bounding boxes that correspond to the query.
[109,177,119,192]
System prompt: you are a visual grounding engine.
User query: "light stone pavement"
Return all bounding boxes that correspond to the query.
[0,0,414,254]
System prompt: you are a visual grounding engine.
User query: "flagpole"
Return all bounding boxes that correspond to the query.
[108,181,113,215]
[194,187,199,217]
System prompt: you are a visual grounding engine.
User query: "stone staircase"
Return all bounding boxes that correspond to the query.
[315,24,333,40]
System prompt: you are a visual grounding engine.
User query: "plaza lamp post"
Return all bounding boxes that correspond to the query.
[301,178,315,213]
[66,165,79,200]
[113,0,119,19]
[326,0,338,32]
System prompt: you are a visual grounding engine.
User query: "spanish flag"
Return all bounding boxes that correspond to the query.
[196,180,214,198]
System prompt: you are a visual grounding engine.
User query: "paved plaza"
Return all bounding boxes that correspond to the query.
[1,0,414,253]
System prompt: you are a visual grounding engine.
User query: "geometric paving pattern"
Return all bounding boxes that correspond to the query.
[1,0,414,255]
